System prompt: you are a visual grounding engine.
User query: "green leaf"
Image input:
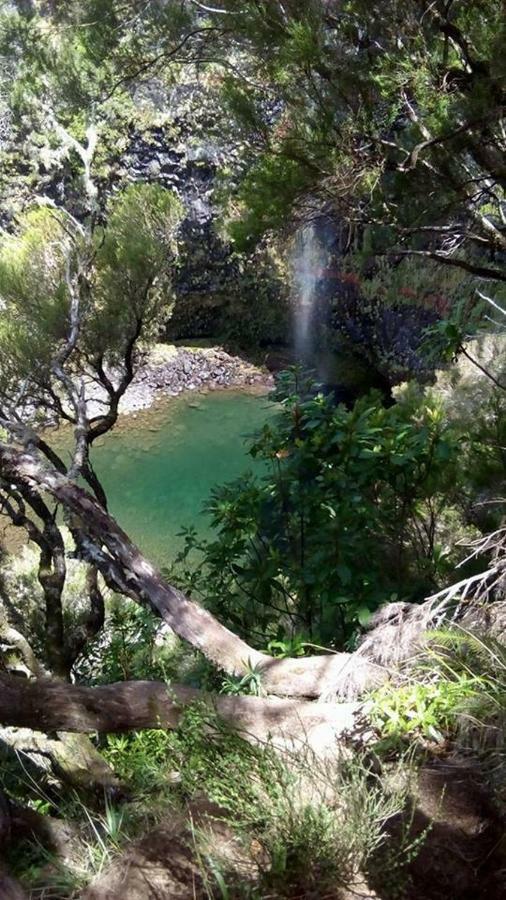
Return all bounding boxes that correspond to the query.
[357,607,373,627]
[336,563,352,585]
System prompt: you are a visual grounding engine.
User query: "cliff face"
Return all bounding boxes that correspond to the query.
[117,83,288,348]
[0,74,289,353]
[0,66,438,377]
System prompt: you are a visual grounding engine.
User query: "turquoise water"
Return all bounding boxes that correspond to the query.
[83,390,274,566]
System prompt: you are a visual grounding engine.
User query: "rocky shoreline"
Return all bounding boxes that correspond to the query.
[116,344,274,415]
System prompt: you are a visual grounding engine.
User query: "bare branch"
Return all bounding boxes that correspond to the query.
[189,0,238,12]
[459,345,506,391]
[476,288,506,318]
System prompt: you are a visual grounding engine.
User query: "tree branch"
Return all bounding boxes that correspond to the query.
[0,443,383,698]
[459,345,506,390]
[0,673,360,754]
[394,249,506,282]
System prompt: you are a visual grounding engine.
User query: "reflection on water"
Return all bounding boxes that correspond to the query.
[57,388,275,566]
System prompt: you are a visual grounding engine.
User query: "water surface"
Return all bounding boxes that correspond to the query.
[83,389,274,566]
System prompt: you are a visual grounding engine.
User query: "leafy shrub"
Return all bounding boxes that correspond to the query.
[103,729,177,796]
[76,596,184,684]
[103,704,416,897]
[431,335,506,531]
[429,629,506,745]
[172,372,468,649]
[369,677,479,750]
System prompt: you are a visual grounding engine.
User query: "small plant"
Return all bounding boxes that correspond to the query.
[102,729,178,796]
[369,677,479,749]
[220,662,264,696]
[76,597,183,685]
[73,793,127,877]
[369,627,506,753]
[266,634,308,658]
[5,791,132,897]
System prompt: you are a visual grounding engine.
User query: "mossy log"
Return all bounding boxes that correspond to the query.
[0,726,119,792]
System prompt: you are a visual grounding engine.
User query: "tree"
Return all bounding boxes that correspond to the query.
[198,1,505,287]
[0,124,384,696]
[0,0,499,726]
[0,6,385,700]
[21,0,500,384]
[0,432,383,695]
[4,2,504,288]
[0,133,182,677]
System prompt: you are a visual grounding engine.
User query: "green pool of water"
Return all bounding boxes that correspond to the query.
[80,390,274,566]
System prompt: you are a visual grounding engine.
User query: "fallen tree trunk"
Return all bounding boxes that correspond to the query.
[0,673,361,754]
[0,443,383,698]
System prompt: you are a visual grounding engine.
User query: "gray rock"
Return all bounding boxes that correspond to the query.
[147,160,161,177]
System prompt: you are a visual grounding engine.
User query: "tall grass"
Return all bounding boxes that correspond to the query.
[170,706,418,898]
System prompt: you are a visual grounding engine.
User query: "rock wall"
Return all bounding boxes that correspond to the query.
[0,78,289,353]
[112,83,288,348]
[0,69,440,380]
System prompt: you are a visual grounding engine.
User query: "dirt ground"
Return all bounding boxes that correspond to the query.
[79,758,506,900]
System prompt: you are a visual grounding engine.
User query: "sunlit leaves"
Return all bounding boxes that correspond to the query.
[0,184,182,393]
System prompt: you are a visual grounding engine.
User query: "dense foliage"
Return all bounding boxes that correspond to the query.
[173,371,489,649]
[208,1,506,280]
[0,2,504,897]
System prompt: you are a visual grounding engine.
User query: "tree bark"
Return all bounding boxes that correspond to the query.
[0,443,383,699]
[0,788,73,853]
[0,483,68,677]
[0,726,120,792]
[0,615,49,678]
[0,673,360,754]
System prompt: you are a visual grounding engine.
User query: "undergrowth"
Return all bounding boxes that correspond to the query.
[369,628,506,769]
[5,703,424,898]
[103,705,421,898]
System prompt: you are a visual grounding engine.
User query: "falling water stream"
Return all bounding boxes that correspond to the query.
[291,222,329,367]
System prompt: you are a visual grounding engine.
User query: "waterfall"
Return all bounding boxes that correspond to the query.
[291,222,328,364]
